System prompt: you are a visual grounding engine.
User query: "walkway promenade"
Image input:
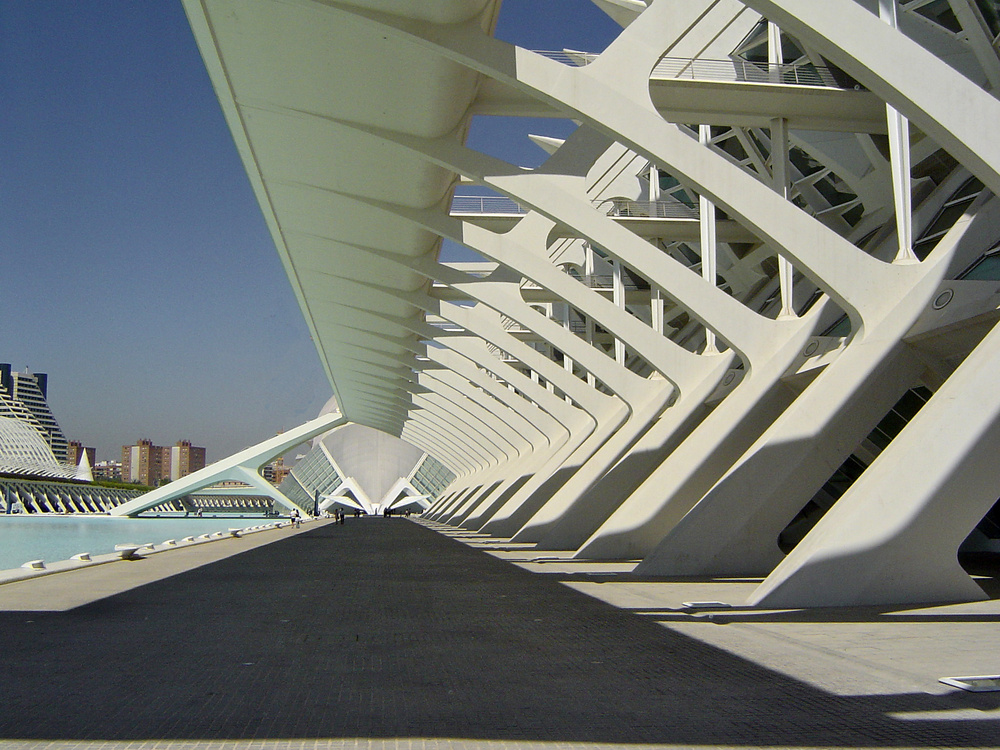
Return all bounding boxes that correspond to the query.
[0,517,998,749]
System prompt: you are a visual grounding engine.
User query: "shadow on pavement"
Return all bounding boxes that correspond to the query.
[0,520,996,746]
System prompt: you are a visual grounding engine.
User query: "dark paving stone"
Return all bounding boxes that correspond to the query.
[0,518,997,745]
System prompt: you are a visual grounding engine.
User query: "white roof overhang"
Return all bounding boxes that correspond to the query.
[183,0,500,434]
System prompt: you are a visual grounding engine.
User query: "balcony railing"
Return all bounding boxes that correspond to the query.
[450,196,527,215]
[533,49,597,67]
[596,198,699,220]
[651,57,847,89]
[451,195,699,224]
[580,274,642,291]
[520,49,853,89]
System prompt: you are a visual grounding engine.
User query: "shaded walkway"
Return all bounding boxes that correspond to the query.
[0,518,997,746]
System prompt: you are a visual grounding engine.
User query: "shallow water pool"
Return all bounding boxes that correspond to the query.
[0,515,269,572]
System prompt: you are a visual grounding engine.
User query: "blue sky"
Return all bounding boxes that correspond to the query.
[0,1,619,464]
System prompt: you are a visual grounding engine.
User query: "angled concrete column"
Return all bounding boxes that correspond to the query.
[574,340,808,560]
[528,358,733,550]
[750,318,1000,608]
[111,411,347,517]
[637,341,927,576]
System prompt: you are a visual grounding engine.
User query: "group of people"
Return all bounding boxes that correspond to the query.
[286,505,414,524]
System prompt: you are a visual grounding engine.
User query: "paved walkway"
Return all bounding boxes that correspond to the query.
[0,517,998,749]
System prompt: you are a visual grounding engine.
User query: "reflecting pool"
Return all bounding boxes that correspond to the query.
[0,515,269,571]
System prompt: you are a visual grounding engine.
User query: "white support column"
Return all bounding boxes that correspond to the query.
[751,318,1000,608]
[699,125,719,353]
[651,286,664,335]
[584,244,598,387]
[770,116,796,317]
[562,302,575,386]
[612,259,626,365]
[880,0,916,264]
[768,19,796,316]
[768,20,783,83]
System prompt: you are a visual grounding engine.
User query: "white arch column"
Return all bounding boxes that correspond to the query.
[347,281,610,529]
[111,411,347,517]
[421,345,571,524]
[750,313,1000,607]
[634,185,999,577]
[320,219,665,539]
[315,193,674,540]
[340,8,927,559]
[416,371,533,462]
[398,306,601,527]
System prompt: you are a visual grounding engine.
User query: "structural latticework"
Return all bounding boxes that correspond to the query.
[138,0,1000,607]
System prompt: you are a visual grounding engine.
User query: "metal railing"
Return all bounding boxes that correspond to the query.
[450,196,527,215]
[522,49,853,89]
[651,57,848,89]
[581,274,642,291]
[533,49,597,67]
[596,198,699,219]
[451,196,699,221]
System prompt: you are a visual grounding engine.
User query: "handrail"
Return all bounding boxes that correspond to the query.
[451,195,699,221]
[596,198,699,220]
[450,196,527,215]
[651,56,850,89]
[528,50,854,89]
[532,49,597,67]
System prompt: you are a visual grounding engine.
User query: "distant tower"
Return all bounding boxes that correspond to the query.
[122,439,165,486]
[122,438,206,485]
[169,440,206,480]
[0,364,69,462]
[66,440,96,470]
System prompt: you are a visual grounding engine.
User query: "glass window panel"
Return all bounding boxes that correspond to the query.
[823,314,851,337]
[960,253,1000,280]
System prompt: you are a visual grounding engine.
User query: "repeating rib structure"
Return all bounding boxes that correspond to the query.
[183,0,1000,607]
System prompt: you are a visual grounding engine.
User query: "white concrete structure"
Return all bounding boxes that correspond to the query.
[0,364,70,467]
[111,411,347,516]
[179,0,1000,607]
[277,405,446,515]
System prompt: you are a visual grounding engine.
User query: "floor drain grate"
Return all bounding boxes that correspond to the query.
[939,675,1000,692]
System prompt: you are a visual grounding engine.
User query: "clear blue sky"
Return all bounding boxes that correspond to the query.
[0,1,619,464]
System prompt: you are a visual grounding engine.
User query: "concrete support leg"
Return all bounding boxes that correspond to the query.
[511,386,676,544]
[525,364,731,550]
[749,324,1000,608]
[459,417,598,531]
[442,484,491,522]
[637,343,926,576]
[432,482,483,521]
[575,377,800,560]
[455,473,534,528]
[477,409,626,537]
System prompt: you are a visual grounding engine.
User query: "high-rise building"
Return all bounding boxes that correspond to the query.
[169,440,206,481]
[122,439,164,486]
[66,440,96,469]
[122,438,206,485]
[0,364,68,462]
[262,456,291,485]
